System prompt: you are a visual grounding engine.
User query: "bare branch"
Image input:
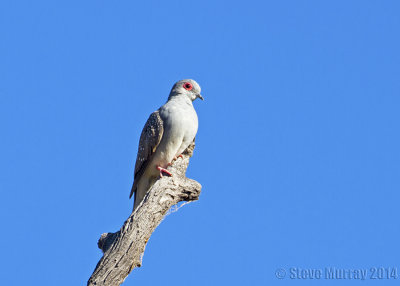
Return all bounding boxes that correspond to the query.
[87,142,201,286]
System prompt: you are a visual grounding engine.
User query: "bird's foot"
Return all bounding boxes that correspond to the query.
[168,155,183,167]
[157,166,173,178]
[172,154,184,161]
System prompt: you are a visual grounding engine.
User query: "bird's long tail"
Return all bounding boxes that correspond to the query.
[132,177,154,211]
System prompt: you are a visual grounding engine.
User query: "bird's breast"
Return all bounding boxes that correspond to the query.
[161,102,198,137]
[155,102,198,165]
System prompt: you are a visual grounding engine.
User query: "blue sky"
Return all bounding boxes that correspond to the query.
[1,1,399,285]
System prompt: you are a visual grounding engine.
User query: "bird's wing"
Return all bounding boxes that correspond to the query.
[129,110,164,199]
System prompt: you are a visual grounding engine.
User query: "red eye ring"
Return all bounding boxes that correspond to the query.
[183,82,193,91]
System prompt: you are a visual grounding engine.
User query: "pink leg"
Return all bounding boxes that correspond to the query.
[156,166,173,178]
[172,154,184,161]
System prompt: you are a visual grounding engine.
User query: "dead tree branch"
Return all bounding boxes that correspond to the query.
[87,142,201,286]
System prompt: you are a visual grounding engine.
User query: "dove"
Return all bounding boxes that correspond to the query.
[130,79,203,210]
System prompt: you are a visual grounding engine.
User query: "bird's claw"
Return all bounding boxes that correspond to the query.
[157,166,173,178]
[159,155,183,177]
[172,154,184,162]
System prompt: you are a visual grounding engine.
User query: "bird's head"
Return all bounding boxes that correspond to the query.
[169,79,203,102]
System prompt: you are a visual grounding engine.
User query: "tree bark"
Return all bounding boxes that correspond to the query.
[87,142,201,286]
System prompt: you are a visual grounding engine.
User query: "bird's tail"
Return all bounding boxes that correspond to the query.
[132,178,154,211]
[133,188,144,211]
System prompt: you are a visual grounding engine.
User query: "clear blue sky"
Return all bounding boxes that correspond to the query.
[1,1,399,285]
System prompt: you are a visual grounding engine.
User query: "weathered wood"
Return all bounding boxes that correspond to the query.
[87,142,201,286]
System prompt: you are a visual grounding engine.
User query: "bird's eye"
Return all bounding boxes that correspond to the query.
[183,82,193,91]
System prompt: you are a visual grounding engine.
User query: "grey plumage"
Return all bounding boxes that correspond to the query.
[130,79,203,210]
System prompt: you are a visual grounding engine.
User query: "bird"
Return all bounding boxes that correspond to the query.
[129,79,203,210]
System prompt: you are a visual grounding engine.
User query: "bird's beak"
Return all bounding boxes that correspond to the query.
[197,94,204,100]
